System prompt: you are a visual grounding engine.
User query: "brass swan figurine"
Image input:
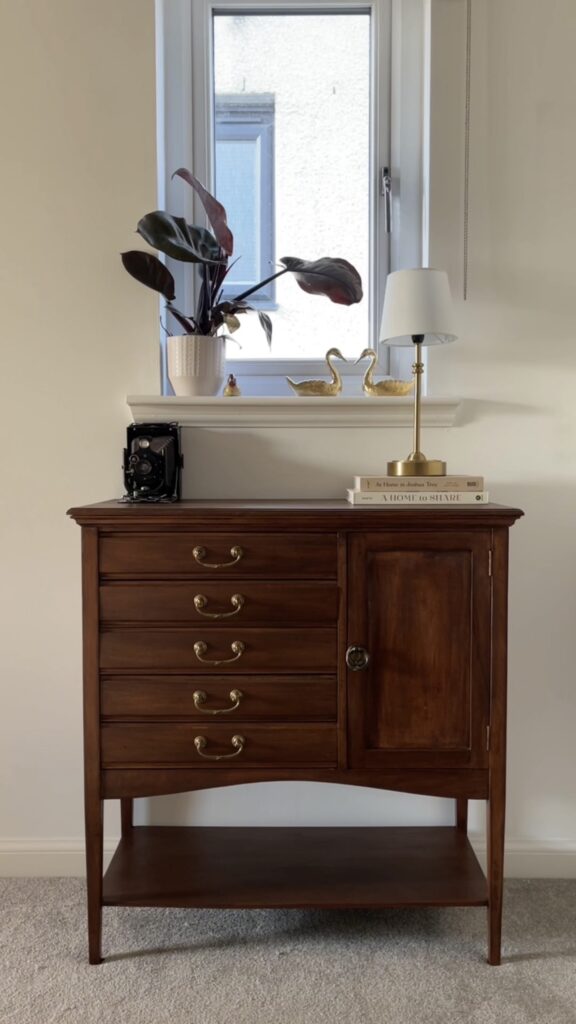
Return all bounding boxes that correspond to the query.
[286,347,347,396]
[356,348,414,397]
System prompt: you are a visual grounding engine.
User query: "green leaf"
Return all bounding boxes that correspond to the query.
[223,313,241,334]
[137,212,224,264]
[172,168,234,255]
[121,250,176,300]
[212,300,251,330]
[279,256,363,306]
[258,311,273,349]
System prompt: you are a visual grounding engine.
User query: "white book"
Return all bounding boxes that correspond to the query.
[347,489,489,505]
[353,475,484,492]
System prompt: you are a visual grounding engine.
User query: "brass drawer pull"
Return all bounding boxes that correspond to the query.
[192,545,243,569]
[193,640,245,666]
[193,593,245,619]
[194,734,245,760]
[193,688,243,715]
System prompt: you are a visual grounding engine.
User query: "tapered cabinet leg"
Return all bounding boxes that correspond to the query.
[486,786,505,966]
[456,798,468,832]
[121,798,134,837]
[486,528,510,966]
[85,794,104,965]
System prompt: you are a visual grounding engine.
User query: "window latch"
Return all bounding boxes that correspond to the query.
[380,166,392,234]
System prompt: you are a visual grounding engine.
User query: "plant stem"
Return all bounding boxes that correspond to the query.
[198,263,210,332]
[232,268,289,304]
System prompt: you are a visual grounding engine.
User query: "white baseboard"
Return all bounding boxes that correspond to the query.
[469,836,576,879]
[0,839,117,877]
[1,834,576,879]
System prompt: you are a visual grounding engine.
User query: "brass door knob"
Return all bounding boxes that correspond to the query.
[346,645,370,671]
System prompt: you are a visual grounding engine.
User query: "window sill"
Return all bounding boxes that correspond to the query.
[127,395,462,429]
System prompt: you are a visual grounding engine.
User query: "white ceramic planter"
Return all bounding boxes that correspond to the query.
[167,335,226,397]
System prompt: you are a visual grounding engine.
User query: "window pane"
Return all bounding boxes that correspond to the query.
[216,138,260,285]
[213,11,370,359]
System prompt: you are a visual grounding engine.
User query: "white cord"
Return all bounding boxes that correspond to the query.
[463,0,472,300]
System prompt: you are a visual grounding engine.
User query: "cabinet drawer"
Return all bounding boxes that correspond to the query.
[100,533,336,578]
[100,627,337,672]
[100,581,339,624]
[101,723,337,767]
[101,675,337,721]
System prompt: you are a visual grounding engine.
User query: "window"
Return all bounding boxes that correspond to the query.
[215,95,276,308]
[211,7,373,363]
[157,0,425,394]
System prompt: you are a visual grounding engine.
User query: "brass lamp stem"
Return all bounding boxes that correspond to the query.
[387,335,447,477]
[412,342,423,458]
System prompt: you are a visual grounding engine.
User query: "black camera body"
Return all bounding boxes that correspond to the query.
[123,423,182,502]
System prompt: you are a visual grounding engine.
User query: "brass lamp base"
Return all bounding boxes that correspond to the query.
[388,341,447,477]
[387,454,446,477]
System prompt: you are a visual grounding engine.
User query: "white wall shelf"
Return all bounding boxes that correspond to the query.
[127,395,462,429]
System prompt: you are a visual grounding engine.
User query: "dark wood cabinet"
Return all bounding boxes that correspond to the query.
[68,499,522,966]
[347,530,492,772]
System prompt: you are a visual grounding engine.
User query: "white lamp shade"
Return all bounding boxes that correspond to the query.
[379,268,457,347]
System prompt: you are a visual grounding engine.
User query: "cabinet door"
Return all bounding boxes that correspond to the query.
[347,531,492,770]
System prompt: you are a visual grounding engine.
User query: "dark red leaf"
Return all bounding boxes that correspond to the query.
[279,256,363,305]
[137,212,223,264]
[172,168,234,256]
[167,304,198,334]
[121,251,176,301]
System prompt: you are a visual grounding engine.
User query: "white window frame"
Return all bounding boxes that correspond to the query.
[156,0,425,394]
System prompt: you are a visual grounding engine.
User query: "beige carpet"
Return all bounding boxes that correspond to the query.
[1,879,575,1024]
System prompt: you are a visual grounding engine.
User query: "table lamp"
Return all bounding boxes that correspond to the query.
[379,268,457,476]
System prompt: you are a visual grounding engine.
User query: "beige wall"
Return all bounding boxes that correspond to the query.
[1,0,575,876]
[430,0,576,858]
[0,0,158,846]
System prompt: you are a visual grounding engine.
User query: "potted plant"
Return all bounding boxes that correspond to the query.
[122,168,363,396]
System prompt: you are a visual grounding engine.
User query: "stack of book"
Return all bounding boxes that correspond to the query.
[347,475,488,505]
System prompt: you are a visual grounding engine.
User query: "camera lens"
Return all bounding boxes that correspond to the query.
[137,460,152,476]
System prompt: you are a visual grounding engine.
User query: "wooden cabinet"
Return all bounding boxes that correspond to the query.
[347,531,492,771]
[68,499,522,966]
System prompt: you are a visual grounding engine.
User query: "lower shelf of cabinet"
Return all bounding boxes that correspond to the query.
[102,826,488,909]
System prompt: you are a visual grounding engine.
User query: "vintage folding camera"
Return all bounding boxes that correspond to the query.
[123,423,183,502]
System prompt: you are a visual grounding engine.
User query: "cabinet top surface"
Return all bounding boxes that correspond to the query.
[68,498,523,528]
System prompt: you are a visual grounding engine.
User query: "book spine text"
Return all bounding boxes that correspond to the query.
[347,490,489,505]
[354,476,484,492]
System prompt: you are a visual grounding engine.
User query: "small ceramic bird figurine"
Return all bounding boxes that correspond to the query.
[356,348,414,397]
[223,373,241,397]
[286,347,347,396]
